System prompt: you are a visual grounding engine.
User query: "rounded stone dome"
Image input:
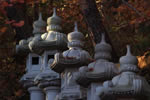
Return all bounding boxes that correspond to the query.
[47,8,61,25]
[67,22,84,42]
[119,45,138,65]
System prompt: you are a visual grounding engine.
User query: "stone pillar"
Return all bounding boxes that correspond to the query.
[32,8,67,100]
[16,12,46,100]
[44,87,60,100]
[28,87,44,100]
[51,22,92,100]
[75,33,118,100]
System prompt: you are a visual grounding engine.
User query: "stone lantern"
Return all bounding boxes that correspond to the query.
[29,8,67,100]
[96,45,150,100]
[51,22,92,100]
[16,13,46,100]
[75,34,118,100]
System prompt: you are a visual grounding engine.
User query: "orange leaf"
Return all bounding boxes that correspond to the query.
[12,20,24,27]
[15,89,23,97]
[0,27,7,33]
[42,0,47,3]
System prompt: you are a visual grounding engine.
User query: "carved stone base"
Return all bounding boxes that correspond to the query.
[88,82,103,100]
[60,88,81,100]
[28,86,44,100]
[44,86,60,100]
[117,97,145,100]
[117,98,136,100]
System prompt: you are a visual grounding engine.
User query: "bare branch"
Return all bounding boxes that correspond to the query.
[122,0,143,16]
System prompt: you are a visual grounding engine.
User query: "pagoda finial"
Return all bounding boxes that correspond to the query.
[100,33,106,43]
[119,45,138,72]
[94,33,112,60]
[52,8,57,17]
[46,8,62,31]
[38,12,42,21]
[126,45,132,56]
[32,12,46,34]
[74,21,78,32]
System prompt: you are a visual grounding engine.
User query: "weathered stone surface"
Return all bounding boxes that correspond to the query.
[18,13,47,100]
[16,13,47,56]
[51,22,91,100]
[76,33,118,100]
[33,8,68,100]
[28,8,67,55]
[96,45,150,100]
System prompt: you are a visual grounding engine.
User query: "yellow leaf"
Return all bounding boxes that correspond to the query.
[42,0,47,3]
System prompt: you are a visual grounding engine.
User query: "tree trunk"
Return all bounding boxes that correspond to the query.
[6,2,33,42]
[78,0,118,62]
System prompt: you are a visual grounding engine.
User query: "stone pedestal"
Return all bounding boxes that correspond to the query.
[45,87,60,100]
[88,83,103,100]
[28,87,44,100]
[117,98,136,100]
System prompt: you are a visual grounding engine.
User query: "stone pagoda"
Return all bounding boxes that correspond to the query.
[76,34,118,100]
[30,8,67,100]
[96,45,150,100]
[16,13,46,100]
[51,22,92,100]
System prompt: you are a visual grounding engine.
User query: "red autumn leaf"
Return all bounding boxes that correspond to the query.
[8,4,13,7]
[12,20,24,27]
[136,17,145,24]
[18,0,25,3]
[26,0,40,4]
[5,20,16,24]
[147,10,150,17]
[10,0,16,3]
[88,67,94,71]
[0,8,6,15]
[2,1,9,7]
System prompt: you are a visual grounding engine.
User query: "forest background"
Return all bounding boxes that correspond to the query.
[0,0,150,99]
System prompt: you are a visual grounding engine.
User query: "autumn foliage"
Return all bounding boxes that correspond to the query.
[0,0,150,99]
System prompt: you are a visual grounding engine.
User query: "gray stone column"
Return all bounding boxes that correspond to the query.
[32,8,67,100]
[51,22,92,100]
[44,87,60,100]
[16,12,46,100]
[76,33,118,100]
[28,87,44,100]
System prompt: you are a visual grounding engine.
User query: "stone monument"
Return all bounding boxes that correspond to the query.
[96,45,150,100]
[51,22,92,100]
[31,8,68,100]
[16,13,46,100]
[76,34,118,100]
